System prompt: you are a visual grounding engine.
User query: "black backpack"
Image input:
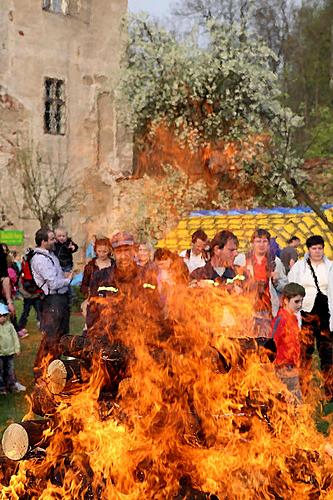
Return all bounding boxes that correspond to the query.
[185,248,210,262]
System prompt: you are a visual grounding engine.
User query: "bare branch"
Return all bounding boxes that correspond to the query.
[7,146,82,229]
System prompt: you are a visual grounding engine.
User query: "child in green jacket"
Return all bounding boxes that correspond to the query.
[0,302,20,394]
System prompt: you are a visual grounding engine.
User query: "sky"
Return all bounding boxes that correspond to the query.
[128,0,173,17]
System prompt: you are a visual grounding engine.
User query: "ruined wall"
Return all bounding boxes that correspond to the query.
[0,0,132,259]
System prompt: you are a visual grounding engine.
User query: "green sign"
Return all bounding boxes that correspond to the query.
[0,230,24,246]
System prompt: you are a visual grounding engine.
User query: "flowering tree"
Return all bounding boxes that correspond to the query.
[118,15,333,232]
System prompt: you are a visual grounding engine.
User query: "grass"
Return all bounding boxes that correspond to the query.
[0,299,84,434]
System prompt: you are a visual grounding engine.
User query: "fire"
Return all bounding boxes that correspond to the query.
[1,284,333,498]
[133,123,266,207]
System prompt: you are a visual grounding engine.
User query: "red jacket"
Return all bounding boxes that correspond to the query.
[271,308,300,367]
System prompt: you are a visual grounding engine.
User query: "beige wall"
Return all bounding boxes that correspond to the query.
[0,0,132,262]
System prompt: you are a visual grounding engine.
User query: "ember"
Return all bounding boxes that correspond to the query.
[1,286,333,499]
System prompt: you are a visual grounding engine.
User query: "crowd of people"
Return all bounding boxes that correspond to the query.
[0,224,332,406]
[0,227,78,392]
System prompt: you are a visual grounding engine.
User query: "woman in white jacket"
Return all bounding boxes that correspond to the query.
[288,235,333,398]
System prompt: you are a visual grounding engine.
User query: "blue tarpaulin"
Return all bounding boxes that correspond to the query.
[190,204,333,217]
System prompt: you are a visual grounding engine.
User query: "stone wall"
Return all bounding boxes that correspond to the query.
[0,0,132,262]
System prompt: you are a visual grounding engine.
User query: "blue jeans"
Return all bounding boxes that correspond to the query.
[34,293,70,379]
[18,297,41,330]
[0,355,16,390]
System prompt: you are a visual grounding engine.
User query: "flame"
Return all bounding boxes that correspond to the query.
[133,124,268,209]
[1,282,333,498]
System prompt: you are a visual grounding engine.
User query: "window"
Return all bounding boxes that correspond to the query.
[44,78,66,135]
[42,0,87,21]
[42,0,68,15]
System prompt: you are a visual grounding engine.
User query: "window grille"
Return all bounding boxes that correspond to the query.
[42,0,69,15]
[44,78,66,135]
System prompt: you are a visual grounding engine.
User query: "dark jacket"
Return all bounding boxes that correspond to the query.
[54,239,78,271]
[0,246,8,302]
[0,246,8,279]
[81,258,115,298]
[190,261,236,283]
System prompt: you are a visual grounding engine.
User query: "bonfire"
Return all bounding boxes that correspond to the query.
[1,284,333,499]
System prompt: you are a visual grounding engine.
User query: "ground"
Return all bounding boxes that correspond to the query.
[0,300,84,433]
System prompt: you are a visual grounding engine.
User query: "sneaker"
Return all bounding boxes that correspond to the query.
[13,382,26,392]
[0,388,7,395]
[9,385,20,393]
[18,329,29,339]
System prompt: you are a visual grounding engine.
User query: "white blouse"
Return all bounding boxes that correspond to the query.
[298,261,328,312]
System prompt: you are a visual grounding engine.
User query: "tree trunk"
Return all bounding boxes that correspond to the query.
[330,17,333,90]
[0,454,18,485]
[31,384,59,416]
[286,174,333,233]
[46,358,88,394]
[2,420,50,461]
[59,335,130,368]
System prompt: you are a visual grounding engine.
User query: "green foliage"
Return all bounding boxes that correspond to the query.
[305,107,333,158]
[120,15,284,145]
[119,15,305,207]
[71,286,85,313]
[281,0,333,154]
[285,1,332,111]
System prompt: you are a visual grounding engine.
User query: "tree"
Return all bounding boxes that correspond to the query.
[118,14,333,232]
[275,0,333,161]
[172,0,295,71]
[172,0,252,26]
[1,147,82,229]
[283,1,333,119]
[172,1,333,157]
[331,11,333,90]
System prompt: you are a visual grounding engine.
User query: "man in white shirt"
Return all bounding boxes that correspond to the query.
[31,228,73,379]
[179,229,209,274]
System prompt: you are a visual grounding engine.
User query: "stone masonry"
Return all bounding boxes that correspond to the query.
[0,0,132,261]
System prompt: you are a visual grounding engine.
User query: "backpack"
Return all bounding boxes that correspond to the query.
[21,248,53,295]
[185,248,210,262]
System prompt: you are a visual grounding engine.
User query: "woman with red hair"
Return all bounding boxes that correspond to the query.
[80,237,115,329]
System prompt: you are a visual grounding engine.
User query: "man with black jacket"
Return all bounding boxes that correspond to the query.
[190,230,239,284]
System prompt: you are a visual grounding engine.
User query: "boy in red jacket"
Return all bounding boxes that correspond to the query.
[271,282,305,403]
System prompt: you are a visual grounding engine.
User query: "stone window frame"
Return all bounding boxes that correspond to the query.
[44,77,66,136]
[42,1,90,23]
[42,0,68,15]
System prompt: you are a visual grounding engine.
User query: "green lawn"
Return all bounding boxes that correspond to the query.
[0,299,84,433]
